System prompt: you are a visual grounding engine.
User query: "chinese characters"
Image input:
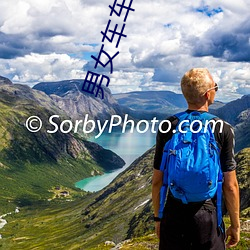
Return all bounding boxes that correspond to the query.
[81,0,135,99]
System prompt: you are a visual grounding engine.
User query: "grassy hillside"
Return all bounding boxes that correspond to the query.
[0,84,124,213]
[234,109,250,152]
[0,199,89,249]
[1,147,249,249]
[0,148,155,249]
[235,148,250,214]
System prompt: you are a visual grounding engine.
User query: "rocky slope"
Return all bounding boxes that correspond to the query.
[33,80,123,123]
[210,95,250,152]
[78,146,250,248]
[234,108,250,152]
[235,148,250,214]
[0,79,124,212]
[213,94,250,126]
[0,76,12,85]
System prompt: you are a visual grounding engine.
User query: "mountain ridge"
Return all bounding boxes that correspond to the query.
[0,76,12,85]
[0,81,125,212]
[33,80,124,123]
[213,94,250,125]
[213,94,250,152]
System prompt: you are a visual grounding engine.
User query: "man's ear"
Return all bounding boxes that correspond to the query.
[204,92,209,100]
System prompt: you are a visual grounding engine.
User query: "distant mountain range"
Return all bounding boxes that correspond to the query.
[213,94,250,125]
[2,76,250,153]
[114,91,225,119]
[114,91,186,119]
[32,80,225,122]
[4,77,249,153]
[33,80,249,151]
[114,91,250,152]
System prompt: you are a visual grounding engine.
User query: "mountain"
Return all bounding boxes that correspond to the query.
[0,147,155,249]
[114,91,186,119]
[0,76,12,85]
[234,109,250,152]
[0,77,249,249]
[33,80,124,123]
[235,148,250,214]
[79,147,155,248]
[0,80,125,212]
[212,94,250,152]
[213,94,250,125]
[209,100,225,110]
[114,91,225,120]
[32,80,250,151]
[77,147,250,248]
[114,91,186,110]
[32,82,228,122]
[1,146,249,249]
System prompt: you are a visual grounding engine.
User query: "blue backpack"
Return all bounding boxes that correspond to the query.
[158,111,223,228]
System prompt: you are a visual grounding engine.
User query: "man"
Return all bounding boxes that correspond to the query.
[152,68,240,249]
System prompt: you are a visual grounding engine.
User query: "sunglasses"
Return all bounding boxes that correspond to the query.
[203,83,218,95]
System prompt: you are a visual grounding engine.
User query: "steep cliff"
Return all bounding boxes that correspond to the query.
[33,80,123,122]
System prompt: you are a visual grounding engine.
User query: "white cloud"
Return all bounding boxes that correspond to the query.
[0,53,87,86]
[0,0,249,101]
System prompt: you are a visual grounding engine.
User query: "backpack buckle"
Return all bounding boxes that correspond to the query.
[169,149,176,155]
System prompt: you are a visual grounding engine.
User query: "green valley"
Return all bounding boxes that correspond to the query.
[0,77,249,249]
[0,147,249,249]
[0,82,124,214]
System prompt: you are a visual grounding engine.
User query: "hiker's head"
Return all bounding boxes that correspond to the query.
[181,68,217,106]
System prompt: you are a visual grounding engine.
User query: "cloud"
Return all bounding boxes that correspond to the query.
[192,18,250,62]
[0,0,249,101]
[0,53,87,86]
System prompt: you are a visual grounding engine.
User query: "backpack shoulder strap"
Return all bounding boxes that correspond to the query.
[201,112,217,120]
[174,111,217,121]
[201,112,223,230]
[173,111,189,121]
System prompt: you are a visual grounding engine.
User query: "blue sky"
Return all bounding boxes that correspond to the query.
[0,0,249,102]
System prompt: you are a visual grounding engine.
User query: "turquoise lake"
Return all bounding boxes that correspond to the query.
[75,129,156,192]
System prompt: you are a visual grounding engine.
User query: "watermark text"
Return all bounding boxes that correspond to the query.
[25,114,224,138]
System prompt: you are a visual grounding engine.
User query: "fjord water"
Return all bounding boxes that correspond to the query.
[75,129,156,192]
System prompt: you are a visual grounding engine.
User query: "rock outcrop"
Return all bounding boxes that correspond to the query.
[0,76,12,85]
[33,80,123,123]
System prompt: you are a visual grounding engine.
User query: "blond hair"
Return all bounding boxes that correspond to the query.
[181,68,214,104]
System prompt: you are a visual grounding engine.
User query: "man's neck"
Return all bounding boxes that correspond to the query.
[187,103,209,112]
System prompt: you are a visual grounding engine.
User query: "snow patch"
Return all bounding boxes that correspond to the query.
[138,185,145,190]
[0,219,7,229]
[0,207,20,238]
[134,199,150,210]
